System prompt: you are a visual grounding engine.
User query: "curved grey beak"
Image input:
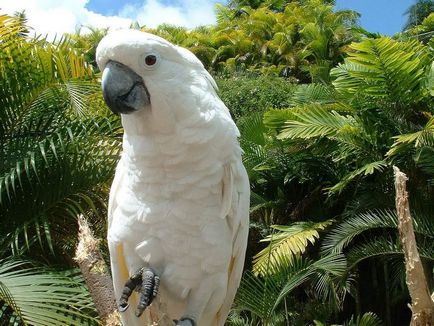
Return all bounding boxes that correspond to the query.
[101,61,150,114]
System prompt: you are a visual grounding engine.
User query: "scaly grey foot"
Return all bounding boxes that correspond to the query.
[117,267,160,317]
[136,268,159,317]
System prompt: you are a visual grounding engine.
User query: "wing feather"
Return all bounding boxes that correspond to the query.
[107,157,125,228]
[215,160,250,326]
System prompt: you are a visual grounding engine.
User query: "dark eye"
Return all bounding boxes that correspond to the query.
[145,55,157,66]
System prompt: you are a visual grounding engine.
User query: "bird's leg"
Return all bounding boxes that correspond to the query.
[118,267,144,312]
[135,268,159,317]
[118,267,160,317]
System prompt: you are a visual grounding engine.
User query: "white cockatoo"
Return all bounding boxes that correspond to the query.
[96,30,250,326]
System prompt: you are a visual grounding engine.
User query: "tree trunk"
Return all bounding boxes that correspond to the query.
[393,166,434,326]
[74,215,172,325]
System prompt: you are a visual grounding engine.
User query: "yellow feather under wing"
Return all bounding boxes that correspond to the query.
[110,242,152,326]
[108,162,148,326]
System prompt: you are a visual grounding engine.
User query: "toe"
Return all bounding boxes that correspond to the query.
[176,317,196,326]
[118,302,129,312]
[136,267,160,317]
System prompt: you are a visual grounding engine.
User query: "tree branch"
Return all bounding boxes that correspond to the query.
[74,215,172,325]
[74,215,120,325]
[393,166,434,326]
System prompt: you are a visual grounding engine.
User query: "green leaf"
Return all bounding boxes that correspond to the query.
[322,209,434,257]
[332,37,429,108]
[0,258,98,325]
[253,220,334,276]
[274,104,355,140]
[387,117,434,157]
[327,161,388,194]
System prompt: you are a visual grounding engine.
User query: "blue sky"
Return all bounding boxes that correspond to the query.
[86,0,139,16]
[335,0,414,35]
[85,0,416,35]
[0,0,418,38]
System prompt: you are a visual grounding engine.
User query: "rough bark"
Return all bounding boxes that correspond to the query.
[393,166,434,326]
[74,215,120,325]
[74,215,172,325]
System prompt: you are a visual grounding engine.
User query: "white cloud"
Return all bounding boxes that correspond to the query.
[0,0,217,40]
[120,0,216,29]
[0,0,131,39]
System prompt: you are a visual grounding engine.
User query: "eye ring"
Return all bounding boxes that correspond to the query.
[142,52,160,69]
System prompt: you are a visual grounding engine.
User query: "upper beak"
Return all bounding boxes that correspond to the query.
[101,61,150,114]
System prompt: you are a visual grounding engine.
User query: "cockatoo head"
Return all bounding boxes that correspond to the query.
[96,30,216,131]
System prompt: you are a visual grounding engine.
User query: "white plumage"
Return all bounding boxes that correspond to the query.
[96,30,249,326]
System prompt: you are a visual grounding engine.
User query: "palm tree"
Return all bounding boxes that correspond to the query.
[0,14,122,256]
[261,36,434,324]
[265,36,433,199]
[63,1,360,77]
[314,312,383,326]
[0,14,121,323]
[403,0,434,30]
[0,258,98,325]
[233,252,348,325]
[66,26,108,69]
[322,209,434,325]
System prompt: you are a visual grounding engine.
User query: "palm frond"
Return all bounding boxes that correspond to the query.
[387,116,434,157]
[0,17,121,255]
[331,37,429,109]
[326,161,388,194]
[276,104,355,140]
[322,209,434,256]
[253,220,333,276]
[343,312,383,326]
[346,235,434,271]
[321,210,397,255]
[0,124,120,254]
[226,311,256,326]
[290,83,338,107]
[0,258,98,325]
[239,112,267,146]
[263,108,298,133]
[235,252,347,322]
[274,254,347,310]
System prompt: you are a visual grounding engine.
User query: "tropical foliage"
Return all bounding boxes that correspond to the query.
[1,0,434,324]
[76,0,360,80]
[0,13,121,324]
[403,0,434,30]
[248,35,434,324]
[0,259,98,325]
[0,14,122,256]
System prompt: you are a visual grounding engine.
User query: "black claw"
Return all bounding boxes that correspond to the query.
[153,275,160,298]
[135,268,159,317]
[118,267,144,312]
[118,302,129,312]
[118,267,160,317]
